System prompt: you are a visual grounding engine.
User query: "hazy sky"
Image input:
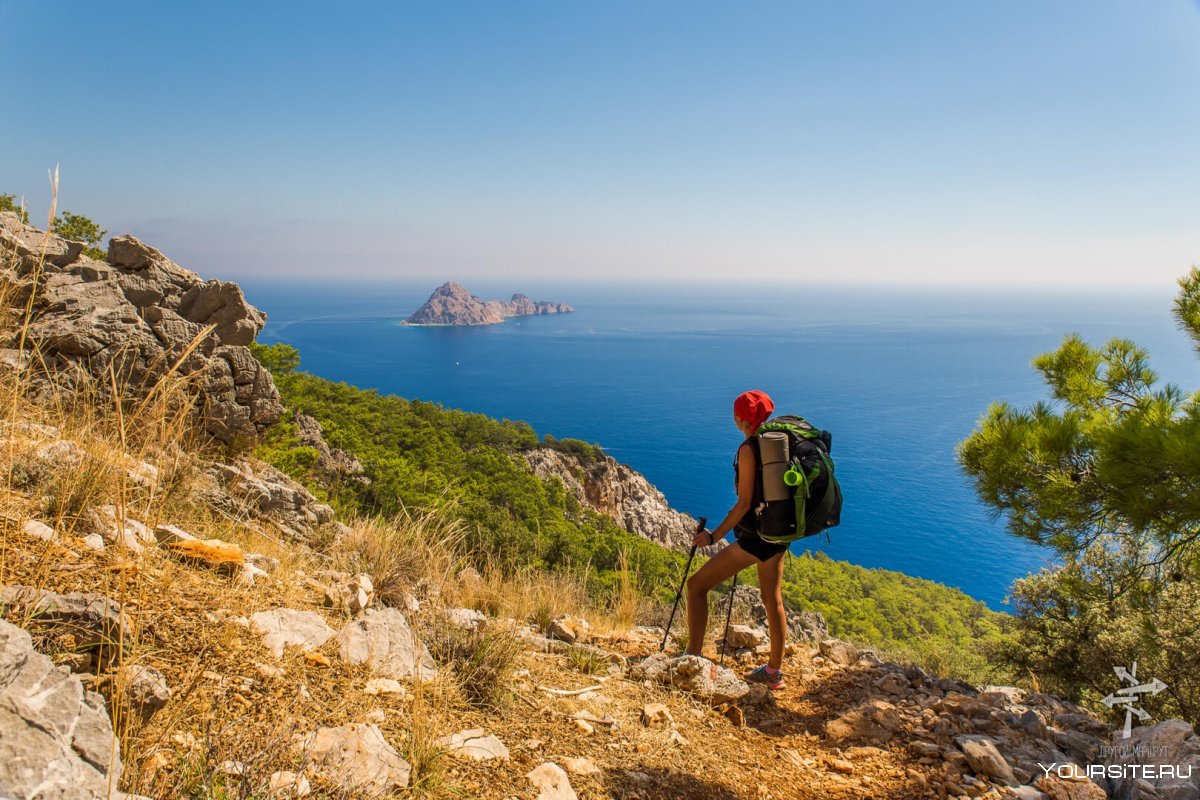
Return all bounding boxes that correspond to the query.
[3,1,1198,286]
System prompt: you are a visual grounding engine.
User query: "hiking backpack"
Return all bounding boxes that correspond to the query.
[748,415,843,544]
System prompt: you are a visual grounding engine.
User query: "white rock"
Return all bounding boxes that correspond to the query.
[81,533,105,552]
[298,723,410,795]
[725,624,767,649]
[528,762,578,800]
[239,562,269,586]
[435,728,511,761]
[363,678,407,696]
[268,770,311,797]
[22,519,55,541]
[446,607,487,629]
[337,607,436,680]
[249,609,336,659]
[0,618,129,799]
[630,653,749,705]
[154,523,195,544]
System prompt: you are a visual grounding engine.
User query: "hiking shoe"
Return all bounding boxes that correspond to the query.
[745,665,785,690]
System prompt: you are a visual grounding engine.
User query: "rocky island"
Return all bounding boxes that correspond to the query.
[404,281,574,326]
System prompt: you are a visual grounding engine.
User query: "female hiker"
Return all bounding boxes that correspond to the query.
[685,389,788,690]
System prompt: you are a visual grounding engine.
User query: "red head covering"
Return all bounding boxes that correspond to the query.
[734,390,774,429]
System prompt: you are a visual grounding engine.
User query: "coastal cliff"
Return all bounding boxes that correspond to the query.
[3,213,1183,800]
[405,281,573,326]
[525,446,697,549]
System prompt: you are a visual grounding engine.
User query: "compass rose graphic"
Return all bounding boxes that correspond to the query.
[1101,661,1167,739]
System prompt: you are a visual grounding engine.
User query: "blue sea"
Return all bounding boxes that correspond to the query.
[243,280,1195,611]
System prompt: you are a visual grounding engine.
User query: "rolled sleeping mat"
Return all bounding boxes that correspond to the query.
[759,431,791,502]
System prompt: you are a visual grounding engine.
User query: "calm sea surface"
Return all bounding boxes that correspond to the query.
[243,280,1195,610]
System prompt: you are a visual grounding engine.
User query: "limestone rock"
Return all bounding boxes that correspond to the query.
[874,670,910,696]
[446,607,487,629]
[406,282,573,326]
[527,762,578,800]
[825,699,904,745]
[0,617,132,799]
[435,728,511,761]
[726,624,767,649]
[547,615,590,644]
[1009,788,1050,800]
[337,607,436,680]
[1105,719,1200,800]
[203,459,334,541]
[293,413,365,477]
[1034,774,1107,800]
[524,447,696,549]
[249,609,336,658]
[631,653,749,705]
[818,638,859,666]
[0,211,84,273]
[89,506,155,553]
[116,664,171,722]
[268,770,311,797]
[790,610,830,642]
[298,723,410,796]
[363,678,407,696]
[154,523,196,544]
[21,518,55,541]
[956,735,1018,786]
[0,215,282,445]
[0,585,128,649]
[324,573,375,615]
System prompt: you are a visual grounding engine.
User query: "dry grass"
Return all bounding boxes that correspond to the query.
[332,510,465,608]
[422,612,523,710]
[452,562,591,634]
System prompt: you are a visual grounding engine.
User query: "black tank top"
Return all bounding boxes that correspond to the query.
[732,437,764,534]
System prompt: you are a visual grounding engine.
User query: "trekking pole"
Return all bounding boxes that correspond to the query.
[660,517,707,652]
[720,571,739,666]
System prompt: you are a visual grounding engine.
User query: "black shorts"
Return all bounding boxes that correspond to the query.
[734,528,788,562]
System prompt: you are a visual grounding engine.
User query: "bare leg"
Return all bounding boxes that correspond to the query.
[685,544,757,656]
[756,551,787,670]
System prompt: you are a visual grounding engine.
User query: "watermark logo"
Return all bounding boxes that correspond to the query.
[1101,661,1167,739]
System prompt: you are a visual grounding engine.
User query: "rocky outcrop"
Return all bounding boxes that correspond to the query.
[631,653,750,705]
[0,618,134,799]
[294,413,365,478]
[404,281,573,326]
[0,585,129,651]
[0,212,282,445]
[525,446,696,549]
[1103,719,1200,799]
[202,458,335,541]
